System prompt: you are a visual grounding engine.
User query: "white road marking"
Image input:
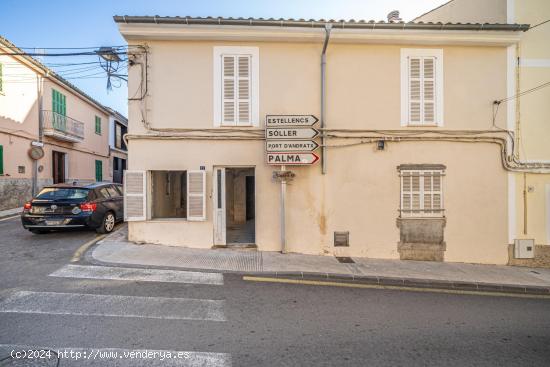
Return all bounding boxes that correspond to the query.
[0,344,231,367]
[0,291,226,321]
[50,264,224,285]
[0,215,19,222]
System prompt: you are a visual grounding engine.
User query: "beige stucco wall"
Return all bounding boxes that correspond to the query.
[414,0,507,23]
[511,0,550,246]
[129,41,507,132]
[126,38,511,264]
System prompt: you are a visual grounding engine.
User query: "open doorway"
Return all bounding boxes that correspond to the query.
[213,167,255,246]
[52,151,66,184]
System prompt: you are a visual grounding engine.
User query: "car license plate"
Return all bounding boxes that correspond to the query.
[45,220,63,226]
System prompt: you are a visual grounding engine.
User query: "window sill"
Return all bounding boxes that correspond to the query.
[403,124,441,128]
[149,218,188,222]
[219,124,255,128]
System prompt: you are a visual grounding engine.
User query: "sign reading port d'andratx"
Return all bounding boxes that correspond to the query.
[266,140,319,153]
[266,115,318,127]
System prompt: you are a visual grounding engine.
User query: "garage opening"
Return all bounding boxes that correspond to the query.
[225,167,255,245]
[151,170,187,219]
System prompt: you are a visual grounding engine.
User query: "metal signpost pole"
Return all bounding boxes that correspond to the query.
[281,164,286,253]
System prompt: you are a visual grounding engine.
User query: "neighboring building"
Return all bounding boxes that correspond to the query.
[415,0,550,266]
[0,36,126,212]
[106,107,128,184]
[115,14,543,265]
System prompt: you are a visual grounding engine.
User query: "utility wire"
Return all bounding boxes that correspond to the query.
[495,80,550,104]
[528,19,550,30]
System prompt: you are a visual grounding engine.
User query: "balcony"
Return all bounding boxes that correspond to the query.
[42,110,85,143]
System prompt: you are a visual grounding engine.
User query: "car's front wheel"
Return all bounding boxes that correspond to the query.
[96,212,116,234]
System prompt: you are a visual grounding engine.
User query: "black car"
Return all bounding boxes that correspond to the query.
[21,182,124,234]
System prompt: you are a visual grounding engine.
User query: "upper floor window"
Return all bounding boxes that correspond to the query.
[52,89,66,116]
[95,116,102,135]
[213,46,259,127]
[114,121,127,150]
[400,49,443,126]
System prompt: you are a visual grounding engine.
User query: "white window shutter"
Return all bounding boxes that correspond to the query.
[222,55,236,124]
[187,170,206,221]
[124,170,146,221]
[408,57,421,124]
[423,57,436,124]
[237,55,251,125]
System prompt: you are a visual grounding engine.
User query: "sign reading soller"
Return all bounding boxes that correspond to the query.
[266,153,320,165]
[265,115,318,127]
[266,128,319,140]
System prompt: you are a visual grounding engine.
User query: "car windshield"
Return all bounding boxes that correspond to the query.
[35,188,89,200]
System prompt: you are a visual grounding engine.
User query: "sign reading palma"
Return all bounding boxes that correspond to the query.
[267,153,320,165]
[265,114,320,166]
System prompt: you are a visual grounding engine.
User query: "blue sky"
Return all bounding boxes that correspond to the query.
[1,0,446,117]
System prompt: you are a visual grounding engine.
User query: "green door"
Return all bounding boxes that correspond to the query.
[95,160,103,182]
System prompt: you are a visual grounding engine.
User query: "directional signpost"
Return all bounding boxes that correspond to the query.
[265,114,320,254]
[266,140,319,153]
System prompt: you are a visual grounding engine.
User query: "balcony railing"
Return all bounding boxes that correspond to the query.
[42,110,85,142]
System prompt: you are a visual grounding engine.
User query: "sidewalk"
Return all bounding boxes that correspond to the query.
[91,226,550,296]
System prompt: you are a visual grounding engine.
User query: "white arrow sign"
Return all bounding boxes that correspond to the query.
[266,128,319,140]
[266,153,320,165]
[266,115,318,127]
[266,140,319,153]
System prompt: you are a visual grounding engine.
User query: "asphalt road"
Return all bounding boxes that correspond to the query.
[0,215,549,366]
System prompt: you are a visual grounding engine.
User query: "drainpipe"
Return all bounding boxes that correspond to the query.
[321,24,332,175]
[32,74,43,196]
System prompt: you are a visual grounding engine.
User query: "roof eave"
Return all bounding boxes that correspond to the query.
[116,22,525,47]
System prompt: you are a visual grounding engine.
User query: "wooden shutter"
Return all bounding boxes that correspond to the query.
[0,145,3,175]
[423,58,435,123]
[222,55,236,124]
[187,170,206,221]
[124,170,147,221]
[237,56,251,125]
[408,58,421,124]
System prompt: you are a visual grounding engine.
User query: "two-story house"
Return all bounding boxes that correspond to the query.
[115,14,544,265]
[0,36,127,213]
[414,0,550,267]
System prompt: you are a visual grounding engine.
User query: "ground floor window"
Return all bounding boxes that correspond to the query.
[95,160,103,182]
[399,164,445,217]
[151,170,187,219]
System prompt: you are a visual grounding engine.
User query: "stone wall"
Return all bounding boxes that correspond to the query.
[397,218,447,261]
[0,178,52,211]
[508,244,550,268]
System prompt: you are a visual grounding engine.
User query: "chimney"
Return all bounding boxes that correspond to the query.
[387,10,402,22]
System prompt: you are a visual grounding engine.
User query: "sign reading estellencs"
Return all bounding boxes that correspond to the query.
[265,115,320,166]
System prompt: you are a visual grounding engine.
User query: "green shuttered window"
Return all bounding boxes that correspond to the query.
[95,160,103,182]
[52,89,67,131]
[95,116,101,135]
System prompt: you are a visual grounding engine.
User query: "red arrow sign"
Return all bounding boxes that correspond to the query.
[266,153,320,165]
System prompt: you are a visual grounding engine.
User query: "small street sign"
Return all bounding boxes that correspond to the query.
[272,170,296,180]
[266,128,319,140]
[266,140,319,153]
[265,115,318,127]
[266,153,320,165]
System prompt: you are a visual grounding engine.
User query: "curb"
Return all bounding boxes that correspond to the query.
[263,271,550,296]
[87,230,550,297]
